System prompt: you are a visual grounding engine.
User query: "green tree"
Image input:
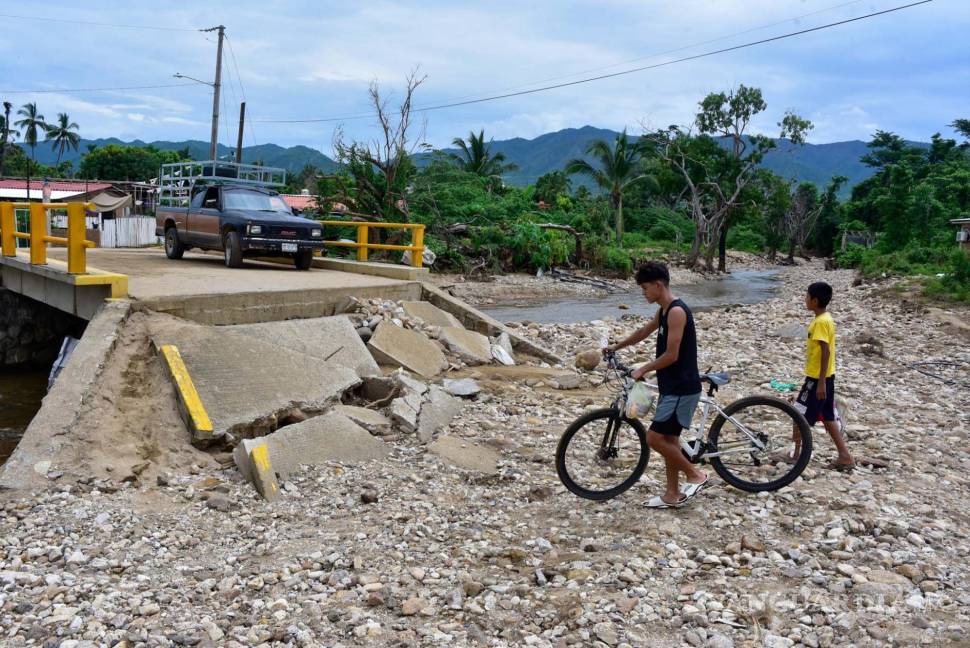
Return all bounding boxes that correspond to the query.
[44,112,81,163]
[565,129,656,244]
[450,129,517,189]
[14,102,48,174]
[695,85,812,270]
[79,144,183,181]
[0,101,20,176]
[534,170,571,204]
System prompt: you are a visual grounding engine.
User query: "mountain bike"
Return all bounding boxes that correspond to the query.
[555,351,813,501]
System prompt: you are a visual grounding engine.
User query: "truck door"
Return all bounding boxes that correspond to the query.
[193,186,222,249]
[185,188,206,242]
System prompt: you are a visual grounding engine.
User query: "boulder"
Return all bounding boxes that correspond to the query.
[402,301,464,328]
[574,349,602,371]
[428,436,499,474]
[552,373,583,390]
[367,322,447,379]
[772,323,806,339]
[439,327,492,365]
[417,385,464,443]
[443,378,482,398]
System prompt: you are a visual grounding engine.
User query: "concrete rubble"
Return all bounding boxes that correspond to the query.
[1,261,968,647]
[439,326,494,365]
[366,321,448,379]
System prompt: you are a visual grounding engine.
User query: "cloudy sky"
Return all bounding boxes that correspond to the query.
[1,0,967,155]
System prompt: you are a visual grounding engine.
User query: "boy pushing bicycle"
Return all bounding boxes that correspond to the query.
[604,261,708,508]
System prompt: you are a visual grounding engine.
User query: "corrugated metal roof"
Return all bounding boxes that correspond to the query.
[0,180,113,192]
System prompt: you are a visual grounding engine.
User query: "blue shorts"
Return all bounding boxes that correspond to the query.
[649,392,701,436]
[794,376,835,424]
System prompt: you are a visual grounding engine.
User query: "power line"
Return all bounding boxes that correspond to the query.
[0,82,200,94]
[225,34,259,148]
[0,12,200,32]
[423,0,867,108]
[254,0,934,124]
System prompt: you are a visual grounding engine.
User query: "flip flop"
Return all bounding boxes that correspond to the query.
[823,461,855,473]
[645,494,689,509]
[680,475,709,498]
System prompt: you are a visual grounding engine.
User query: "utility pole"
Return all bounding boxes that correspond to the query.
[202,25,225,161]
[236,102,246,164]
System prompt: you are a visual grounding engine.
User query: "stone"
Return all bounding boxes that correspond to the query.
[429,436,500,474]
[497,332,515,356]
[491,344,515,366]
[551,373,583,390]
[367,322,447,379]
[416,385,463,442]
[402,301,464,328]
[390,368,428,396]
[741,535,765,553]
[390,391,423,432]
[205,493,231,512]
[356,326,373,342]
[401,597,426,616]
[361,490,379,504]
[443,378,482,398]
[574,349,602,371]
[333,405,393,436]
[772,323,805,339]
[227,315,380,378]
[439,327,493,364]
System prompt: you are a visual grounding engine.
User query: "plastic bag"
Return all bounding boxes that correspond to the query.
[625,381,655,419]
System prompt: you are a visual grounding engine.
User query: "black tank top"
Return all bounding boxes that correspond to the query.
[656,299,701,395]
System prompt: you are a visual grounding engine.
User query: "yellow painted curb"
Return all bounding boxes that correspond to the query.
[159,344,213,438]
[250,443,280,501]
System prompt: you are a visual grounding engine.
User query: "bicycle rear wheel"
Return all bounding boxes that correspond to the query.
[708,395,812,492]
[555,407,649,501]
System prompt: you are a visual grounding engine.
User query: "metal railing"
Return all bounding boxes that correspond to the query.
[317,220,426,268]
[0,202,96,274]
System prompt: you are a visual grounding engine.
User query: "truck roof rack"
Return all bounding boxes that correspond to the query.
[158,160,287,208]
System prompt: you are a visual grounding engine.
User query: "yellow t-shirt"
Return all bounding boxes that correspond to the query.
[805,312,836,378]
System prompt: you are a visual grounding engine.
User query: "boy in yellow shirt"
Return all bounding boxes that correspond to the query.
[791,282,854,470]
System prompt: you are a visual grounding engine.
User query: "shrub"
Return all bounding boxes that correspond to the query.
[647,220,680,242]
[601,245,633,274]
[726,225,766,253]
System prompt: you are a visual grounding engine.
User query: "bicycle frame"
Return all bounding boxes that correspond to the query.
[625,378,770,462]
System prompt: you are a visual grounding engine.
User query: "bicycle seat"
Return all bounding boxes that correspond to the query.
[701,371,731,386]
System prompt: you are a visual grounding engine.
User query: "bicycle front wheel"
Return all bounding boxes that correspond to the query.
[708,395,812,492]
[555,408,649,501]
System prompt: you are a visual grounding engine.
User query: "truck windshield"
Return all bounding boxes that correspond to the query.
[223,190,291,212]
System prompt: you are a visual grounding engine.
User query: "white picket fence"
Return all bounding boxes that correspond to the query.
[101,217,159,248]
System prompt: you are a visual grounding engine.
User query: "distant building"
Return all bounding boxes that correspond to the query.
[951,217,970,253]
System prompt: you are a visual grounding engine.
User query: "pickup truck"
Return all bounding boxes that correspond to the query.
[155,184,325,270]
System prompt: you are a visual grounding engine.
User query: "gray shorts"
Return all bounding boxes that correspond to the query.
[650,392,701,436]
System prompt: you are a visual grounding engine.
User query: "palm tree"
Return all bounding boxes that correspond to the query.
[45,112,81,163]
[15,102,47,178]
[0,101,20,176]
[565,130,656,244]
[450,129,517,186]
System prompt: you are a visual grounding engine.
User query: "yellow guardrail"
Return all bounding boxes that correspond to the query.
[0,201,96,274]
[317,220,426,268]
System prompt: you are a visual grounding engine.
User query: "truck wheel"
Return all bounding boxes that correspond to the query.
[223,231,243,268]
[294,249,313,270]
[164,226,185,260]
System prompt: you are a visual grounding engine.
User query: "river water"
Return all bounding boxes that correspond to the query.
[482,269,780,324]
[0,371,48,465]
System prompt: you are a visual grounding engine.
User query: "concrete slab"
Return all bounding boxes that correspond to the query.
[402,301,463,328]
[367,322,447,379]
[0,301,131,491]
[389,391,422,432]
[262,411,389,478]
[150,319,361,444]
[314,257,430,281]
[227,315,379,378]
[233,439,281,501]
[333,405,393,436]
[439,327,492,365]
[417,385,463,443]
[428,436,499,474]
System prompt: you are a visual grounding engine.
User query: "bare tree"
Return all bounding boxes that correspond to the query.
[784,182,822,263]
[652,127,759,271]
[332,68,427,223]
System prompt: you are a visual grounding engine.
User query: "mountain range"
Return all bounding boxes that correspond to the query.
[22,126,904,192]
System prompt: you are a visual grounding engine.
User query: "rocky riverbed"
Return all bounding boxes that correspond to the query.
[1,261,969,647]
